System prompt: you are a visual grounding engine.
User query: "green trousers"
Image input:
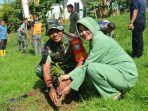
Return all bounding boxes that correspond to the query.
[86,63,129,98]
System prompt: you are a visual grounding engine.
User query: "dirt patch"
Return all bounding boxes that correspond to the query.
[4,90,81,111]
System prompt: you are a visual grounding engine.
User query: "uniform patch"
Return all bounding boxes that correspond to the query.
[74,43,80,50]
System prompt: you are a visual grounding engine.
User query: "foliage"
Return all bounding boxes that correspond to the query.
[0,0,22,32]
[29,0,64,23]
[0,13,148,111]
[0,0,131,32]
[83,0,129,18]
[0,0,55,32]
[29,1,52,20]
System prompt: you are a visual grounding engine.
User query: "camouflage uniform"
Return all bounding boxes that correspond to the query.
[18,35,28,53]
[36,25,77,79]
[17,23,28,53]
[69,11,79,33]
[36,36,77,79]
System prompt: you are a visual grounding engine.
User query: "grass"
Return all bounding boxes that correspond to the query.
[0,13,148,111]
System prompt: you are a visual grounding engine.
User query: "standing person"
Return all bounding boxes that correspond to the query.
[98,19,116,37]
[0,20,2,56]
[119,0,125,14]
[58,17,138,100]
[35,22,87,106]
[17,18,28,53]
[111,0,118,16]
[128,0,146,58]
[67,4,79,34]
[58,17,64,25]
[45,9,53,36]
[30,14,43,56]
[0,20,8,56]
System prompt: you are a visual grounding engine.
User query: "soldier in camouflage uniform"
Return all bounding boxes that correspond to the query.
[35,21,87,106]
[67,4,79,33]
[17,18,28,53]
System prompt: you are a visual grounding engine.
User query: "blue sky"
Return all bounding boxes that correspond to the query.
[0,0,4,4]
[0,0,13,4]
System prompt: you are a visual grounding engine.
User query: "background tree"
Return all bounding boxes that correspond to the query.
[0,0,22,32]
[0,0,129,32]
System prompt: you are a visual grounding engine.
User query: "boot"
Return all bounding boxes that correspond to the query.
[0,50,4,56]
[3,50,6,56]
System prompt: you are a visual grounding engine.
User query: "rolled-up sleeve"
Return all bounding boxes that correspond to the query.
[45,55,52,64]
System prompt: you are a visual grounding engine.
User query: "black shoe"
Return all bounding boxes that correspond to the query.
[131,54,142,58]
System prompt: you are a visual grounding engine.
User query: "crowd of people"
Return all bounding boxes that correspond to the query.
[0,0,146,108]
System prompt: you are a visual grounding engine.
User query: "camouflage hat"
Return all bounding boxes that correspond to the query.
[48,21,64,33]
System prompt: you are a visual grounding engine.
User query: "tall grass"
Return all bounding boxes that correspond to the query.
[0,13,148,111]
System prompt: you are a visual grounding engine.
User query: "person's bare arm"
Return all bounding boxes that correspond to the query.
[43,63,52,87]
[128,9,138,30]
[130,9,138,24]
[43,63,58,105]
[20,28,25,33]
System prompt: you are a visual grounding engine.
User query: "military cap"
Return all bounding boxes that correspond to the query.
[48,21,64,33]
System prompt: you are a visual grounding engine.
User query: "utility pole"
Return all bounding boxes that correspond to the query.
[22,0,30,19]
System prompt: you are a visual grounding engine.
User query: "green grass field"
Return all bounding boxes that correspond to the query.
[0,13,148,111]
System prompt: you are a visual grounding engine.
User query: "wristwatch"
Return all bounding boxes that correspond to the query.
[130,21,134,24]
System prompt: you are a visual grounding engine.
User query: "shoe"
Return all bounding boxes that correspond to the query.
[112,92,122,100]
[0,50,3,56]
[0,50,4,56]
[131,54,142,58]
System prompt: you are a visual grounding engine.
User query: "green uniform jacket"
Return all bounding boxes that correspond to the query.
[69,11,79,33]
[69,17,138,91]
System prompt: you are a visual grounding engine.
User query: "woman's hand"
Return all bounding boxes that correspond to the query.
[60,75,70,81]
[59,85,71,101]
[57,75,71,100]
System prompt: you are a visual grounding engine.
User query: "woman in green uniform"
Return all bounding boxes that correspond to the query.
[58,17,138,100]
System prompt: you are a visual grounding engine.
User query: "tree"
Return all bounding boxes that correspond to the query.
[0,0,22,32]
[0,0,53,32]
[29,0,53,22]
